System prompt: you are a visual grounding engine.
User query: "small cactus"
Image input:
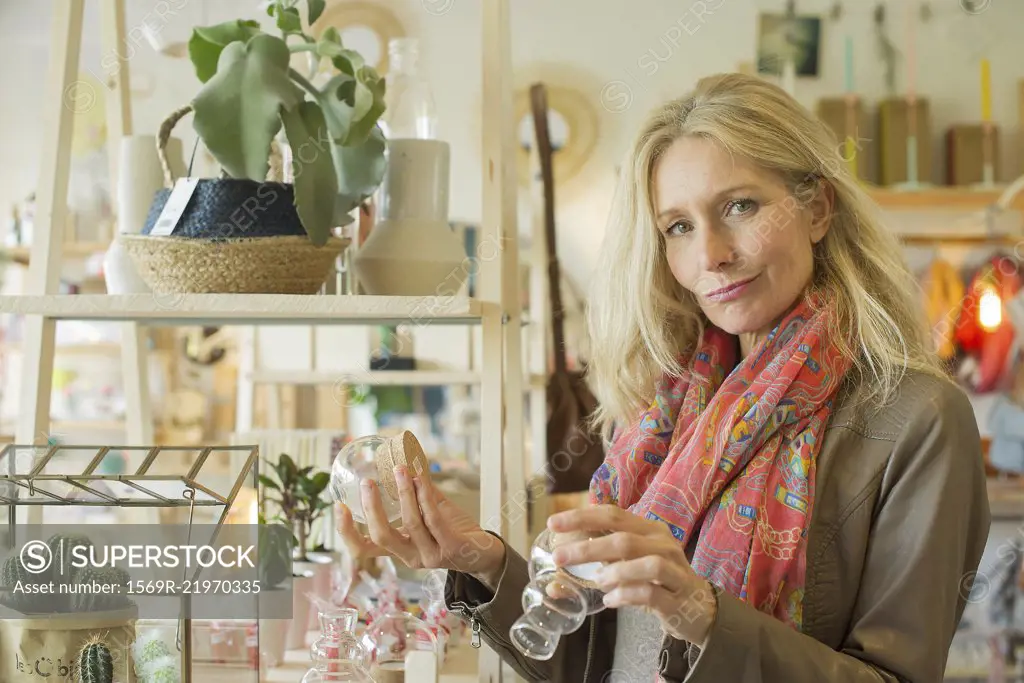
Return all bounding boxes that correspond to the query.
[47,533,93,582]
[1,555,36,611]
[70,566,131,613]
[132,630,171,671]
[78,636,114,683]
[138,654,180,683]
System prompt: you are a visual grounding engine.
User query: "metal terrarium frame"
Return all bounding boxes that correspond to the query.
[0,443,259,683]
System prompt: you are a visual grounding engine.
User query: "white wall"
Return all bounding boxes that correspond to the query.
[1,0,1023,287]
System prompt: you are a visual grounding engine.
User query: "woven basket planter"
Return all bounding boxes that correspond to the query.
[121,234,348,294]
[125,105,346,294]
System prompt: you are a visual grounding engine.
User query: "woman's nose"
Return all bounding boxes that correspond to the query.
[695,225,737,272]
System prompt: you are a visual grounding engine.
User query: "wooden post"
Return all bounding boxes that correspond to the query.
[480,1,522,680]
[17,1,85,480]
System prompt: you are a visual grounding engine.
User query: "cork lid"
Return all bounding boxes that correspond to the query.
[374,430,430,500]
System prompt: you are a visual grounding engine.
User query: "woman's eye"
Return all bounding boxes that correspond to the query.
[726,199,757,216]
[665,220,692,236]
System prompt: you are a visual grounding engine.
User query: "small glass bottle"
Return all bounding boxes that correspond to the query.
[329,431,430,525]
[382,38,437,140]
[301,607,373,682]
[509,528,609,661]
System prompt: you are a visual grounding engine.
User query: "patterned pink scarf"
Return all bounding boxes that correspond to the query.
[589,294,850,629]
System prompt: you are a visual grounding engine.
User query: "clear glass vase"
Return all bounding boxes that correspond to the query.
[382,38,437,140]
[301,607,372,682]
[509,528,610,661]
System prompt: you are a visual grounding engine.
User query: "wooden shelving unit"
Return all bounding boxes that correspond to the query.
[867,186,1024,211]
[13,2,525,682]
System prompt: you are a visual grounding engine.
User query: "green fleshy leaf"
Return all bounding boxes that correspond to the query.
[280,101,338,246]
[275,6,302,34]
[307,0,326,24]
[192,34,304,181]
[332,125,387,221]
[320,26,342,46]
[187,20,261,83]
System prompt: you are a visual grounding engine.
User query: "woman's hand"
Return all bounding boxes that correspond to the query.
[335,465,506,589]
[548,505,718,645]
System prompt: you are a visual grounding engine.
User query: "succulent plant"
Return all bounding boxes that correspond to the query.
[78,637,114,683]
[139,655,180,683]
[70,566,131,613]
[0,554,34,610]
[187,0,387,246]
[47,532,93,582]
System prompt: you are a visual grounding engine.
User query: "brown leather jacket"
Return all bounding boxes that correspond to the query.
[444,370,992,682]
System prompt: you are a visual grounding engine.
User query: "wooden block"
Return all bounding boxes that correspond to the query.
[815,97,876,183]
[878,97,932,186]
[945,124,1001,186]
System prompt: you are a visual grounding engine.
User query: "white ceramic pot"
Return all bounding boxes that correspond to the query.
[353,139,467,296]
[305,551,339,631]
[258,618,290,671]
[103,235,151,294]
[287,569,315,650]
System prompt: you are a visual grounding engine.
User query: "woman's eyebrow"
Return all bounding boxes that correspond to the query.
[656,184,760,220]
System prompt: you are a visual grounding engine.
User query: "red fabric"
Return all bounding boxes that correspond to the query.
[589,293,851,630]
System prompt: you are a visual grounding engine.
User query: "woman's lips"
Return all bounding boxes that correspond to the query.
[704,275,758,303]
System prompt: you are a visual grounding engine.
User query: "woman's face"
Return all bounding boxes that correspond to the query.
[652,136,830,341]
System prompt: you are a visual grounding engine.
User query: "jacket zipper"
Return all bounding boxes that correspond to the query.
[450,600,483,649]
[450,599,549,681]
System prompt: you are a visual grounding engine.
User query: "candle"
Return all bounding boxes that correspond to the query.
[782,58,796,98]
[844,35,854,94]
[905,0,917,100]
[980,58,992,122]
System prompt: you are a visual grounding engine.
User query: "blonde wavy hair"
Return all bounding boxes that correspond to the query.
[586,72,948,438]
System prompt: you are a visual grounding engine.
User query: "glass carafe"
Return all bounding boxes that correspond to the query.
[509,528,609,661]
[301,607,372,682]
[382,38,437,140]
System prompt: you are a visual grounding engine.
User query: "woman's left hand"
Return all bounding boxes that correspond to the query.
[548,505,718,645]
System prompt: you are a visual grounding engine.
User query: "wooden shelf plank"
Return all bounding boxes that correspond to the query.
[867,186,1024,211]
[2,242,109,260]
[0,294,485,325]
[247,370,548,387]
[896,233,1022,245]
[250,369,482,386]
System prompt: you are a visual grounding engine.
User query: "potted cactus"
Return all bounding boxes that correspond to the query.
[78,636,115,683]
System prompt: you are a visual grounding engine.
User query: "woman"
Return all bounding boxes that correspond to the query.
[337,73,991,682]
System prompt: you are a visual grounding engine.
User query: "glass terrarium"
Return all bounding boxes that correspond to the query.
[329,431,430,525]
[510,528,609,661]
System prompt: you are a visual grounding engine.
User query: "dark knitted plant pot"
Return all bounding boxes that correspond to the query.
[141,178,307,241]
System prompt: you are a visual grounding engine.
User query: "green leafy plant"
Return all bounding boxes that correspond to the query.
[187,0,387,246]
[260,453,331,563]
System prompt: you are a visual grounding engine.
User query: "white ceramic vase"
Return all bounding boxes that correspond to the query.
[353,139,467,296]
[104,134,185,294]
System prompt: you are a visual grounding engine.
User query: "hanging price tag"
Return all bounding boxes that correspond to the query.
[149,178,199,237]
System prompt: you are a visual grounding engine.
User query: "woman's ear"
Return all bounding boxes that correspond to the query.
[807,179,834,245]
